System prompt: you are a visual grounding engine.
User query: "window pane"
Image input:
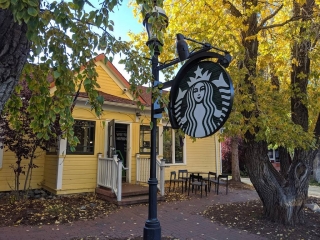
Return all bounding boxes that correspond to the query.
[175,130,183,163]
[163,127,172,163]
[275,149,280,162]
[139,125,158,153]
[140,125,151,153]
[267,149,274,160]
[67,120,95,155]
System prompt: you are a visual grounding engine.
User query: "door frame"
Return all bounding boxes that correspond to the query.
[105,120,132,183]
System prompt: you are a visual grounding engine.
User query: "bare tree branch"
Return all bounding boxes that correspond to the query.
[258,16,302,31]
[221,0,242,18]
[257,4,283,31]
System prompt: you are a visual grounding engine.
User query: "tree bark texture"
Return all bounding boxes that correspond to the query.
[231,137,241,182]
[279,146,291,177]
[0,9,30,113]
[290,1,311,132]
[244,140,316,225]
[238,0,316,225]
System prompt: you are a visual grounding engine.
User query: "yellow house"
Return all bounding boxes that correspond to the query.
[0,54,222,195]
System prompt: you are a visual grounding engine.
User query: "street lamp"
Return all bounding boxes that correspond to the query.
[143,5,168,240]
[142,5,233,240]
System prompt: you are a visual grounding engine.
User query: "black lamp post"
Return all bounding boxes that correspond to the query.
[143,5,168,240]
[142,5,232,240]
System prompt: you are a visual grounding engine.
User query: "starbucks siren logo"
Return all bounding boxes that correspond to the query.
[173,62,233,138]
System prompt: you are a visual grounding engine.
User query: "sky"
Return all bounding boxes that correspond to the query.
[108,1,144,79]
[109,0,143,41]
[108,1,169,84]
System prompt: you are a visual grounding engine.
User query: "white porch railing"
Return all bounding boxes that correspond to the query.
[136,154,167,196]
[97,154,123,201]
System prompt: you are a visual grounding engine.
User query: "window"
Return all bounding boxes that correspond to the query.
[67,120,95,155]
[268,148,280,163]
[162,127,184,164]
[139,125,159,153]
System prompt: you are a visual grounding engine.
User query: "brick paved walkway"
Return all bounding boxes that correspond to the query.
[0,188,267,240]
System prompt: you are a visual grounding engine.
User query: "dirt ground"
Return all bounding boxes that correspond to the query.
[204,182,320,240]
[0,182,319,240]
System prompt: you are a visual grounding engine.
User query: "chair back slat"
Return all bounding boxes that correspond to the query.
[170,171,177,180]
[178,169,188,179]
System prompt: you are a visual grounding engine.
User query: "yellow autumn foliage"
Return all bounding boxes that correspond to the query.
[130,0,320,150]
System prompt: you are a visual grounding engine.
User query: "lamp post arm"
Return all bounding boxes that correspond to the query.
[157,46,213,71]
[158,79,174,90]
[157,58,180,71]
[187,46,222,59]
[157,46,224,72]
[184,36,211,48]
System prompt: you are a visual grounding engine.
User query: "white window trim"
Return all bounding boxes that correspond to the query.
[160,125,186,165]
[268,149,276,160]
[268,149,280,162]
[57,138,67,190]
[0,142,3,169]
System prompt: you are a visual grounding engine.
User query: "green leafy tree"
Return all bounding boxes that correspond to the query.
[0,0,126,145]
[0,80,56,192]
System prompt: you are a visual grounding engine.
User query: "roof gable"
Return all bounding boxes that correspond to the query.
[50,54,146,105]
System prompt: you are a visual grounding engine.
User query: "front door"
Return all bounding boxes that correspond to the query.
[107,120,116,158]
[115,123,128,182]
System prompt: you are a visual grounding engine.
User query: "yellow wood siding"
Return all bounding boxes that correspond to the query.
[79,65,130,99]
[0,147,45,191]
[97,65,130,99]
[61,155,97,193]
[185,135,217,171]
[163,134,219,180]
[43,155,58,190]
[130,122,141,183]
[58,109,102,194]
[56,107,137,194]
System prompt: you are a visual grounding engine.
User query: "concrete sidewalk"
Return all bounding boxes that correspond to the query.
[241,177,320,198]
[0,188,267,240]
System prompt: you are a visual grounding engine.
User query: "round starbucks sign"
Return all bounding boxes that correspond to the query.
[169,58,234,138]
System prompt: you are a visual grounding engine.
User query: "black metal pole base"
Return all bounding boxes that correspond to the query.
[143,221,161,240]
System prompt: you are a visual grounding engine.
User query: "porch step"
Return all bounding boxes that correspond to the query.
[96,183,164,206]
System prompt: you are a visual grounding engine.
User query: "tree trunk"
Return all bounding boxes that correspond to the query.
[24,146,36,191]
[231,137,241,182]
[15,158,22,191]
[0,9,30,113]
[238,0,316,225]
[279,146,291,176]
[244,139,316,225]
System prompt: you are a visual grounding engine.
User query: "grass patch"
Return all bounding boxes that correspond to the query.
[310,179,320,187]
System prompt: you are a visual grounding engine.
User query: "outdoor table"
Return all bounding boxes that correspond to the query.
[187,171,209,197]
[188,171,208,176]
[188,171,210,186]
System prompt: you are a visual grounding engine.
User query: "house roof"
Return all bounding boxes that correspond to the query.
[137,86,151,106]
[78,91,138,106]
[50,53,149,106]
[136,85,170,108]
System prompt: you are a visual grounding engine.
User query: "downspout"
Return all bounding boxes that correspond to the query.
[0,142,3,169]
[57,138,67,190]
[215,133,221,174]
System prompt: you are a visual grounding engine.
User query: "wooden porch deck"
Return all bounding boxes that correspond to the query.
[96,183,165,206]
